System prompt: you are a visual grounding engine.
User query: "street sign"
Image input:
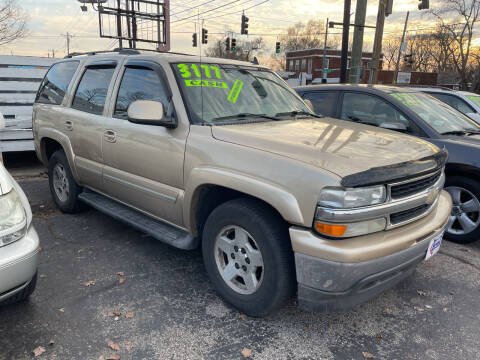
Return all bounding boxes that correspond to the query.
[323,68,334,73]
[400,42,407,53]
[397,71,411,84]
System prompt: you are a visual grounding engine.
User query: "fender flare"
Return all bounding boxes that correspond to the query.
[38,128,79,181]
[184,167,304,235]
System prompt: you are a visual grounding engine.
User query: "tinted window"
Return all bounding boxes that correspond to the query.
[114,67,168,119]
[428,93,475,114]
[302,91,337,116]
[36,61,79,105]
[341,92,415,134]
[72,67,115,115]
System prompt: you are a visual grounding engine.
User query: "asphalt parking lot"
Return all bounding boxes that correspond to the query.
[1,169,480,359]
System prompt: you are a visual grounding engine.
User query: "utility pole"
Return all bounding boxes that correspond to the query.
[322,18,329,83]
[340,0,352,83]
[51,49,55,58]
[394,11,409,84]
[369,0,386,84]
[61,32,73,55]
[349,0,367,83]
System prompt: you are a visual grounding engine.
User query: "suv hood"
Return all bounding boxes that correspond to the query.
[211,118,440,181]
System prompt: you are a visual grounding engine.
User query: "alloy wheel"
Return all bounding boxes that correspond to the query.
[214,225,264,295]
[52,163,70,202]
[445,186,480,235]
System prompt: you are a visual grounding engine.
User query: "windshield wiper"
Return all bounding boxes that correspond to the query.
[275,110,322,118]
[211,113,280,122]
[441,129,480,136]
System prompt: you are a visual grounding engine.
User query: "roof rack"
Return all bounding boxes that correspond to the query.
[64,48,197,59]
[393,84,453,91]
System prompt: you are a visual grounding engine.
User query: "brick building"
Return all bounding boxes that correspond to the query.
[285,48,383,83]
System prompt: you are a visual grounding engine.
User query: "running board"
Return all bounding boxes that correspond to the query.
[78,190,198,250]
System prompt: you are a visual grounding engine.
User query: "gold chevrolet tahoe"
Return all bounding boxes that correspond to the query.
[33,51,452,316]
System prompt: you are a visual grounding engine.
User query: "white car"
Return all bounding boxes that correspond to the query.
[0,158,39,305]
[411,87,480,124]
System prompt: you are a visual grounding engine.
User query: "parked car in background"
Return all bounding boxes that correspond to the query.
[34,52,451,316]
[0,156,39,306]
[296,84,480,244]
[411,87,480,124]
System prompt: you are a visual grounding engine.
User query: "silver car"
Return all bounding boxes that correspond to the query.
[0,162,39,305]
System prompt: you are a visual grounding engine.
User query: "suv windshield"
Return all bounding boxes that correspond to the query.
[172,62,314,124]
[390,91,480,134]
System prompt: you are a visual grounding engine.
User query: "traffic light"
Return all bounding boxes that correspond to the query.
[418,0,429,10]
[225,37,231,51]
[404,54,414,64]
[241,14,249,35]
[202,28,208,44]
[231,38,237,51]
[275,42,280,53]
[385,0,393,16]
[192,33,197,47]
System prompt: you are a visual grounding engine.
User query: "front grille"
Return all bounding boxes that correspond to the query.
[390,204,430,225]
[390,171,441,199]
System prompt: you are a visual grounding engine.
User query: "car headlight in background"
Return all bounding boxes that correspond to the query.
[318,185,387,208]
[0,189,27,247]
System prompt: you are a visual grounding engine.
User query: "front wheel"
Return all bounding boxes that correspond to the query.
[202,198,296,317]
[445,175,480,244]
[48,150,82,213]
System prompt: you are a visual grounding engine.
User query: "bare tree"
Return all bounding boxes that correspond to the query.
[279,20,340,52]
[382,38,401,70]
[0,0,28,46]
[432,0,480,86]
[205,37,265,62]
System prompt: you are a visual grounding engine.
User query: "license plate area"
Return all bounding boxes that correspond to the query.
[426,232,443,260]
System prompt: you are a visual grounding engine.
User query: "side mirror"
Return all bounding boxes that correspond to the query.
[127,100,177,128]
[379,122,408,132]
[304,99,315,112]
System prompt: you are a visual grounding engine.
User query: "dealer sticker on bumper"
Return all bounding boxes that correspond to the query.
[426,232,443,260]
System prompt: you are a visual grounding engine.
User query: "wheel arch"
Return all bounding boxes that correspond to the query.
[38,129,79,180]
[184,168,305,237]
[445,163,480,181]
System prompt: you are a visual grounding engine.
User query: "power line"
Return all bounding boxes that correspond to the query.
[171,0,243,23]
[171,0,217,17]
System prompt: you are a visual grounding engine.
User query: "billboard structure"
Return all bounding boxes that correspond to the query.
[96,0,170,51]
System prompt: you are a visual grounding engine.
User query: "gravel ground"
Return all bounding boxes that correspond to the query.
[0,176,479,360]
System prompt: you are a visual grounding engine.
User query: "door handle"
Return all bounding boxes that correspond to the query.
[65,120,73,131]
[104,129,117,143]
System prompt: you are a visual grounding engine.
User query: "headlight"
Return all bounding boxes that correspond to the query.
[318,185,387,209]
[0,189,27,247]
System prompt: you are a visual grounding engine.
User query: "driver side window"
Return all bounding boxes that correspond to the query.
[114,66,168,119]
[340,92,413,134]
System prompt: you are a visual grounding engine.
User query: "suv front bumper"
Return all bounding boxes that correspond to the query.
[290,190,451,312]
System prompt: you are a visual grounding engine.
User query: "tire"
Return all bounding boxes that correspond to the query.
[48,150,82,213]
[0,273,37,306]
[202,198,296,317]
[444,175,480,244]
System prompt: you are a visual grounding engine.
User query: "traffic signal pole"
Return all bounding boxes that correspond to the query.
[369,0,386,84]
[349,0,367,84]
[322,18,328,82]
[393,11,409,84]
[340,0,351,83]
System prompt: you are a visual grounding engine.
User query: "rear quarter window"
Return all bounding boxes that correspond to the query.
[35,61,80,105]
[301,91,338,117]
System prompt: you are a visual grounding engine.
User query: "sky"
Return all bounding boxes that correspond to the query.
[0,0,473,59]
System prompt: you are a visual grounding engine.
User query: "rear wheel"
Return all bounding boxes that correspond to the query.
[445,175,480,244]
[48,150,82,213]
[202,198,296,317]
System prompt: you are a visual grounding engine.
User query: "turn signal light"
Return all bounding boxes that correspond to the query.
[314,222,347,236]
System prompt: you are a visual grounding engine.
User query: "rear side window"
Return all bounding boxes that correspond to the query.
[428,93,475,114]
[302,91,337,116]
[114,67,169,119]
[72,66,115,115]
[36,61,79,105]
